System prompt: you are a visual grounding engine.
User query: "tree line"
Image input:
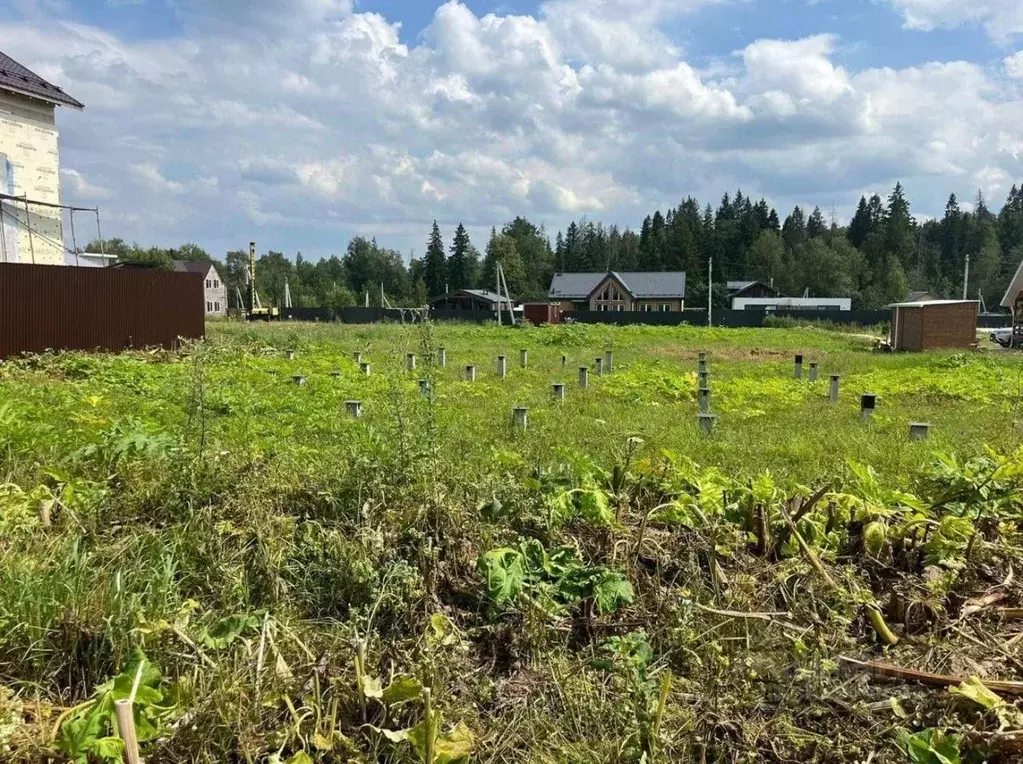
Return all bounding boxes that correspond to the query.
[93,181,1023,310]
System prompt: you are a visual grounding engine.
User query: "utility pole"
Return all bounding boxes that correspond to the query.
[962,253,970,300]
[495,264,502,326]
[707,256,713,327]
[248,241,256,314]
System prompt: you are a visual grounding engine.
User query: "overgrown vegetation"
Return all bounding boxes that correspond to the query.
[1,321,1022,762]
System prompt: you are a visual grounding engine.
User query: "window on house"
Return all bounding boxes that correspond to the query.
[214,301,221,312]
[594,281,628,312]
[660,303,671,312]
[206,301,212,312]
[213,279,220,289]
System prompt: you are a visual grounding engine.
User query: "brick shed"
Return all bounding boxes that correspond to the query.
[888,300,979,352]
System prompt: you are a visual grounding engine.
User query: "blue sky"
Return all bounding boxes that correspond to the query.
[2,0,1021,260]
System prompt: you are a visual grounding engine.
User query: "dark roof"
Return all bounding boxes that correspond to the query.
[429,288,512,305]
[549,271,686,300]
[0,51,83,109]
[173,260,216,276]
[726,280,756,292]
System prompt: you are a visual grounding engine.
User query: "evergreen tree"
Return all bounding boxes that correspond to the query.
[782,207,807,251]
[554,231,566,272]
[564,222,582,271]
[423,221,447,297]
[638,215,654,270]
[848,196,872,248]
[883,182,916,269]
[447,223,475,290]
[939,194,964,286]
[807,206,827,239]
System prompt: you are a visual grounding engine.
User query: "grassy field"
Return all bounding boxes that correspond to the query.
[1,321,1022,763]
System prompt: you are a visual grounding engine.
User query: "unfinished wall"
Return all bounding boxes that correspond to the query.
[0,90,63,265]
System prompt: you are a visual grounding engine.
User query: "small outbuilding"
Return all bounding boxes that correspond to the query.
[522,302,562,325]
[888,299,979,352]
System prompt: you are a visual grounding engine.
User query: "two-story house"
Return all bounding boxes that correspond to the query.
[0,51,83,265]
[174,261,228,316]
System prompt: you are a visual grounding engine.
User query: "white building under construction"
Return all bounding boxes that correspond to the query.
[0,50,83,265]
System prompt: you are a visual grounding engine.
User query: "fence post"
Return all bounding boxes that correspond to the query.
[910,422,931,441]
[360,362,371,376]
[438,348,446,368]
[698,387,711,414]
[465,365,476,382]
[794,354,803,380]
[406,353,416,371]
[512,406,528,430]
[605,349,613,373]
[829,375,840,402]
[860,393,877,420]
[520,349,528,369]
[579,366,588,389]
[497,355,507,379]
[595,357,603,376]
[809,362,819,382]
[553,383,565,401]
[345,400,363,418]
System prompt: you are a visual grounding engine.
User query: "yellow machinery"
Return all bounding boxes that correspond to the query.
[247,240,280,320]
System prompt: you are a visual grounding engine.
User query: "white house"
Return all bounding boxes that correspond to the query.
[174,260,227,316]
[1001,260,1023,315]
[0,51,83,265]
[732,296,852,312]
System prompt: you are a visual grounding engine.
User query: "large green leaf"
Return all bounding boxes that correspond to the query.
[382,676,423,705]
[478,548,527,605]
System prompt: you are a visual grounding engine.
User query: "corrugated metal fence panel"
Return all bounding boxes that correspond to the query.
[0,263,204,359]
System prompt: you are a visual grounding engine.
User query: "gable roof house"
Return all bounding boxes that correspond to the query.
[174,261,227,316]
[549,271,687,312]
[0,51,83,266]
[429,288,513,312]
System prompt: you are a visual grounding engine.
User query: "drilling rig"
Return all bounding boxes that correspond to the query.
[246,240,280,320]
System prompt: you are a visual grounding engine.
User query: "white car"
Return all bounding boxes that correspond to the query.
[990,328,1015,348]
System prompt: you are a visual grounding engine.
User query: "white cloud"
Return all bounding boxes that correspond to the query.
[60,168,113,200]
[130,164,185,195]
[0,0,1019,258]
[1007,51,1023,78]
[884,0,1023,43]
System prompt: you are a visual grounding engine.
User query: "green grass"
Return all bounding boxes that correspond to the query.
[1,321,1022,763]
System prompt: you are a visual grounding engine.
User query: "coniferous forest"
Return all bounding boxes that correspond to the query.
[100,183,1023,311]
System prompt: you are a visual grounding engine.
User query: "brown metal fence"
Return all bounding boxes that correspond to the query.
[0,263,205,359]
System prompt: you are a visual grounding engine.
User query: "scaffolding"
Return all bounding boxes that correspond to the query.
[0,191,104,266]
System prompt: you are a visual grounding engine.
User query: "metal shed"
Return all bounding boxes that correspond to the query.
[888,299,979,352]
